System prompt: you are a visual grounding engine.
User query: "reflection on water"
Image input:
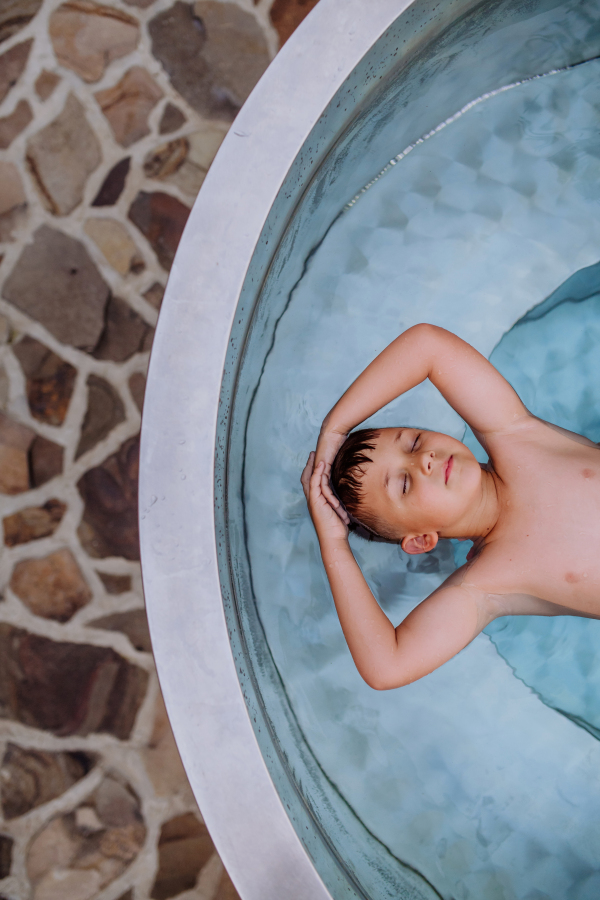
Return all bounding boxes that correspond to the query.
[245,58,600,899]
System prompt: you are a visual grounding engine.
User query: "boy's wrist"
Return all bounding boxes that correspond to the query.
[318,532,351,553]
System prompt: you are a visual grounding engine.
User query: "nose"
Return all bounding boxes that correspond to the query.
[419,450,435,475]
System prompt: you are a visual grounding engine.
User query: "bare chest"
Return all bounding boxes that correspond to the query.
[478,437,600,614]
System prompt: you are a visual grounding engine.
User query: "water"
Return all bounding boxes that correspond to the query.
[244,58,600,899]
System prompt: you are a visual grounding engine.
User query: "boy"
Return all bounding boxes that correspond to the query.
[300,323,600,690]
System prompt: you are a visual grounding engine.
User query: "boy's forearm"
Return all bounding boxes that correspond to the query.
[322,324,437,435]
[319,536,399,689]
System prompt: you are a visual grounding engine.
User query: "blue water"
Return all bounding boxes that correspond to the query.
[463,264,600,745]
[245,59,600,899]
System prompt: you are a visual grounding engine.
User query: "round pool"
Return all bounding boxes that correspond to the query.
[140,1,600,897]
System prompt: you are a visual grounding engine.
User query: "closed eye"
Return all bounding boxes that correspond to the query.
[412,433,421,451]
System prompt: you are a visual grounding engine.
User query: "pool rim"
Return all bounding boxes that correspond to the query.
[138,1,411,897]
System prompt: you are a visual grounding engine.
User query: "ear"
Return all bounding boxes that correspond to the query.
[401,532,438,555]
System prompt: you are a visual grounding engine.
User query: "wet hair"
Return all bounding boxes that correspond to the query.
[330,428,400,543]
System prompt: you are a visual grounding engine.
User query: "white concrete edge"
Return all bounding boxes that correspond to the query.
[139,2,412,898]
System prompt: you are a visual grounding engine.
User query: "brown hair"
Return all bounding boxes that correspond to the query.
[330,428,399,543]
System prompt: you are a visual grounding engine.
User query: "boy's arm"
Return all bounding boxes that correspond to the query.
[316,324,529,466]
[302,456,490,689]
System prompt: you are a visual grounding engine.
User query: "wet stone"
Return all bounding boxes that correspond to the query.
[0,411,34,494]
[128,191,190,271]
[91,609,151,653]
[2,226,110,351]
[26,94,101,216]
[78,434,140,560]
[13,335,77,426]
[0,624,149,737]
[269,0,319,46]
[85,218,144,275]
[30,434,64,487]
[1,745,94,819]
[151,813,215,900]
[97,571,131,594]
[0,99,32,149]
[10,548,92,622]
[95,66,163,147]
[149,1,269,121]
[92,157,130,206]
[27,775,146,897]
[129,372,145,412]
[0,39,32,104]
[49,1,139,83]
[34,69,60,101]
[0,834,12,878]
[143,281,164,310]
[76,374,125,459]
[3,498,66,547]
[0,0,43,44]
[93,295,153,362]
[159,102,186,134]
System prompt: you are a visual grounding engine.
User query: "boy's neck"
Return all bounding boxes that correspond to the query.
[449,464,501,543]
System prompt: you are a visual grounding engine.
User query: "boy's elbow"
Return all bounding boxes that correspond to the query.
[361,669,408,691]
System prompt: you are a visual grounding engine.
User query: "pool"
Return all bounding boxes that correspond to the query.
[140,1,600,898]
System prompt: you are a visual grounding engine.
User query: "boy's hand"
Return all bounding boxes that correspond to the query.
[314,427,347,473]
[301,452,349,543]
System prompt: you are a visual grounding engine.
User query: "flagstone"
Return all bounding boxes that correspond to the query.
[49,1,139,83]
[128,190,190,271]
[1,745,94,819]
[13,335,77,426]
[77,434,140,560]
[0,98,33,149]
[269,0,319,45]
[84,217,144,275]
[0,0,43,44]
[0,623,149,737]
[75,374,125,459]
[96,571,131,594]
[92,295,153,362]
[26,94,101,216]
[10,548,92,622]
[3,498,67,547]
[159,102,186,134]
[149,1,269,120]
[2,226,109,351]
[0,39,32,104]
[92,156,130,206]
[34,69,60,101]
[95,66,162,147]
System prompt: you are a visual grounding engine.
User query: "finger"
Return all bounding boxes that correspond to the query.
[300,459,312,486]
[321,476,340,508]
[309,460,326,496]
[321,474,350,524]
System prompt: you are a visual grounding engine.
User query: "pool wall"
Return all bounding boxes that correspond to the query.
[139,0,600,897]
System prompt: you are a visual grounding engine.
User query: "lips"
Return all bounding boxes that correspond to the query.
[444,456,453,484]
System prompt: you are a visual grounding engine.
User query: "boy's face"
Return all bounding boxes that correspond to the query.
[358,427,483,547]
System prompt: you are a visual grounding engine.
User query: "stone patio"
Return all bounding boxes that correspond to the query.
[0,1,319,897]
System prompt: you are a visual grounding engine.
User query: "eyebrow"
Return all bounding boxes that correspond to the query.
[393,428,405,444]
